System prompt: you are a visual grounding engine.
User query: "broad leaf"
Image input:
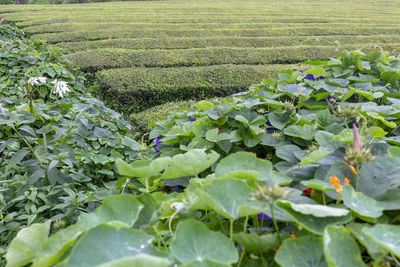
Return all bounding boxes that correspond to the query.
[170,219,238,264]
[323,226,366,267]
[97,254,171,267]
[233,232,281,253]
[301,150,330,165]
[6,220,51,267]
[275,236,328,267]
[66,225,154,267]
[342,186,383,219]
[362,224,400,257]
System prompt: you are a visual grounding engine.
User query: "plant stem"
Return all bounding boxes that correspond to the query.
[322,192,326,205]
[270,201,282,244]
[254,215,259,233]
[229,218,234,240]
[169,211,178,239]
[238,248,245,267]
[355,166,360,191]
[243,216,249,232]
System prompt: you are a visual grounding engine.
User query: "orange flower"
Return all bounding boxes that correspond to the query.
[349,165,357,175]
[344,177,350,186]
[330,176,343,193]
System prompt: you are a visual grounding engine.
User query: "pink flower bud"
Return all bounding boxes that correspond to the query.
[353,123,361,151]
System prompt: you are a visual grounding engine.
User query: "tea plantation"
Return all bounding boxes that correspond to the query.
[1,1,400,266]
[2,0,400,116]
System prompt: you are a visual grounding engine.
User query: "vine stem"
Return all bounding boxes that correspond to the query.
[270,201,282,244]
[168,211,178,239]
[229,218,234,240]
[355,166,360,191]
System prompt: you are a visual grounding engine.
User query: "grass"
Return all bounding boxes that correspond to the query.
[3,0,400,124]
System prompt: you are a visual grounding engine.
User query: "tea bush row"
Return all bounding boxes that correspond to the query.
[95,64,300,114]
[51,35,400,53]
[69,45,400,72]
[30,27,400,43]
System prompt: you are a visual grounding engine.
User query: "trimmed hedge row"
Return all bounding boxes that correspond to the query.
[32,27,400,43]
[51,35,400,53]
[22,22,396,35]
[68,44,400,72]
[15,17,400,28]
[95,64,300,114]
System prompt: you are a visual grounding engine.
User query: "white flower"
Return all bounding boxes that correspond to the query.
[51,79,70,98]
[28,76,47,86]
[170,202,185,213]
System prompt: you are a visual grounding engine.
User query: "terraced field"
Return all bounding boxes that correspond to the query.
[2,0,400,115]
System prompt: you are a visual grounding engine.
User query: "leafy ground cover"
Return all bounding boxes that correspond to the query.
[2,21,400,266]
[2,0,400,118]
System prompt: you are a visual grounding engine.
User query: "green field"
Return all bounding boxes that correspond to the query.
[3,0,400,114]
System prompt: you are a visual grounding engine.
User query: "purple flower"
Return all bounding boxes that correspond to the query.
[299,70,304,73]
[74,79,78,83]
[257,213,272,221]
[154,136,161,153]
[266,121,274,131]
[352,123,361,151]
[188,116,197,122]
[68,70,72,74]
[326,96,339,104]
[304,74,315,81]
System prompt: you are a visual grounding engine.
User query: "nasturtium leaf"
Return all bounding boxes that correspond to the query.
[66,225,155,267]
[268,111,291,130]
[377,189,400,210]
[368,126,387,139]
[301,149,330,165]
[333,128,353,143]
[283,124,317,140]
[162,149,219,178]
[201,179,260,219]
[388,146,400,157]
[348,74,380,83]
[6,220,51,267]
[277,201,349,217]
[366,112,397,128]
[215,152,273,182]
[181,259,230,267]
[358,157,400,199]
[278,84,313,96]
[276,144,302,163]
[33,224,84,267]
[315,131,343,152]
[305,67,326,77]
[342,186,383,219]
[170,219,238,265]
[277,201,351,235]
[195,100,215,111]
[234,232,282,253]
[347,223,386,260]
[362,224,400,257]
[301,179,335,192]
[323,226,367,267]
[315,109,335,129]
[275,236,328,267]
[79,194,143,229]
[97,254,171,267]
[205,128,219,142]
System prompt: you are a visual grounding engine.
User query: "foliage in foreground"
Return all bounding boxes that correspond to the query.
[5,34,400,266]
[0,25,147,254]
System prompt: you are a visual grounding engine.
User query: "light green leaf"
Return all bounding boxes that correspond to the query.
[215,152,273,182]
[33,224,83,267]
[205,128,219,142]
[366,112,397,128]
[305,67,326,77]
[347,223,386,260]
[284,124,317,140]
[275,236,328,267]
[195,100,215,111]
[6,220,51,267]
[368,126,387,139]
[79,194,143,229]
[162,149,219,178]
[301,150,330,165]
[170,219,238,264]
[388,146,400,157]
[234,232,282,253]
[97,254,171,267]
[342,186,383,219]
[362,224,400,257]
[323,226,366,267]
[277,201,351,235]
[278,201,349,217]
[66,225,154,267]
[301,179,335,192]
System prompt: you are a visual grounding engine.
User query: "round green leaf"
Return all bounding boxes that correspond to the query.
[301,149,330,165]
[170,219,238,265]
[362,224,400,258]
[342,186,383,219]
[275,236,328,267]
[323,226,366,267]
[97,254,171,267]
[66,225,154,267]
